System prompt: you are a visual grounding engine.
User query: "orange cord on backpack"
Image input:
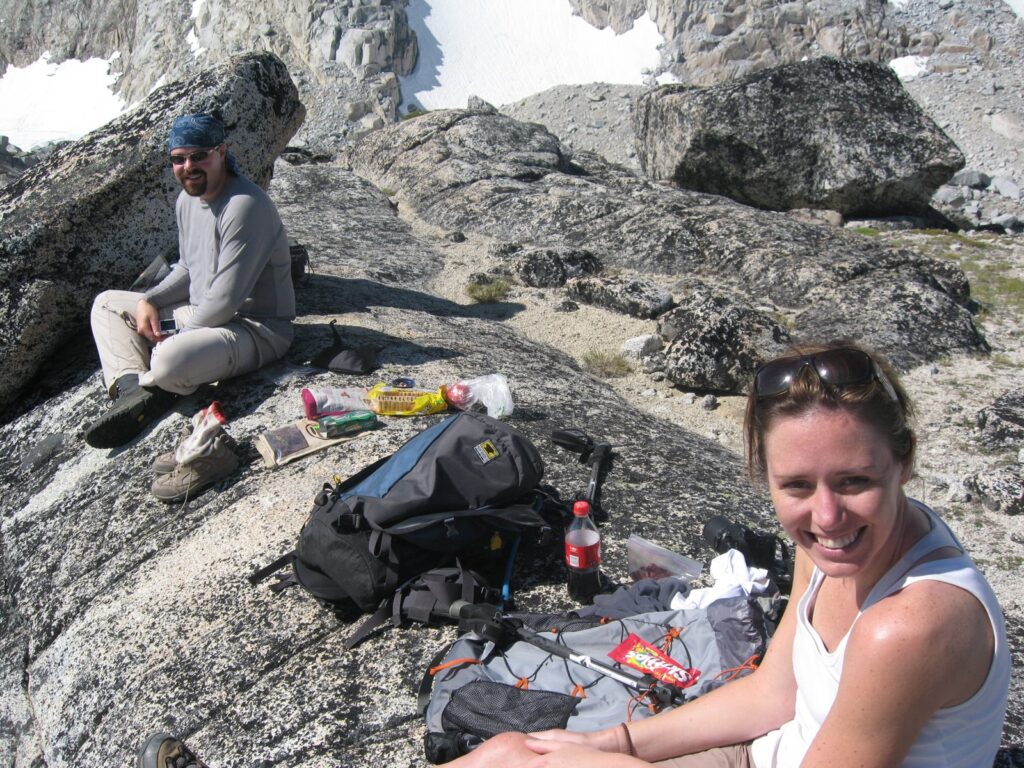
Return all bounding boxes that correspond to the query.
[712,653,761,683]
[429,658,482,676]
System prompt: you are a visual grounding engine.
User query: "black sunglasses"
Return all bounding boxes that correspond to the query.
[753,347,898,402]
[169,149,215,166]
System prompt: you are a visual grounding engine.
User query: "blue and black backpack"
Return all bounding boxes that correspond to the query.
[251,411,564,646]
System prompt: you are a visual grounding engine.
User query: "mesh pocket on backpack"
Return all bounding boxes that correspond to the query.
[441,680,579,738]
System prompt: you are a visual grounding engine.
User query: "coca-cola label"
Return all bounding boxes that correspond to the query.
[608,633,700,689]
[565,540,600,569]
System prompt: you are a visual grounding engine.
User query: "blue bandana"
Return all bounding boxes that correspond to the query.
[167,113,244,177]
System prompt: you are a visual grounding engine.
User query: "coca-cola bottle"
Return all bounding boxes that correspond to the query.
[565,500,602,604]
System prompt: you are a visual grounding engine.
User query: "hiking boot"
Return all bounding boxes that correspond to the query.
[150,432,240,503]
[137,732,209,768]
[85,375,179,449]
[154,426,239,476]
[153,424,192,475]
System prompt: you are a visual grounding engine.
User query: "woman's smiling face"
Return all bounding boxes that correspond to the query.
[764,405,913,583]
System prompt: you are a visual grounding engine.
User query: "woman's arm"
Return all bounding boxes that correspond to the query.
[527,549,814,764]
[621,549,812,761]
[800,578,995,768]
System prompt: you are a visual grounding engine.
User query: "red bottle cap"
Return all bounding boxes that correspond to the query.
[572,500,591,517]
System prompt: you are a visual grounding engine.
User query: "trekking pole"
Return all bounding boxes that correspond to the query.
[446,602,682,708]
[551,428,614,509]
[584,441,612,506]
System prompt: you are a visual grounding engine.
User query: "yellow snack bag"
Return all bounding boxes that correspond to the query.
[367,382,449,416]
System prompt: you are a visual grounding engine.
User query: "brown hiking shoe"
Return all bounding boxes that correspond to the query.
[152,424,192,475]
[150,432,240,503]
[136,732,209,768]
[152,426,238,476]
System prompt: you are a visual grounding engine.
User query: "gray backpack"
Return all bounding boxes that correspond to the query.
[421,592,773,763]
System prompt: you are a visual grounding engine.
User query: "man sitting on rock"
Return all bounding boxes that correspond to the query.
[84,113,295,448]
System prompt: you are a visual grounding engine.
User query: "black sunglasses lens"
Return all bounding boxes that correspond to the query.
[755,348,874,398]
[169,151,209,166]
[813,349,872,386]
[754,358,801,397]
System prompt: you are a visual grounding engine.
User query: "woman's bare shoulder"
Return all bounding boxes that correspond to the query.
[849,578,993,707]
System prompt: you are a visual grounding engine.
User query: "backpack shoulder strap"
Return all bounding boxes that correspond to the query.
[344,566,499,649]
[247,549,296,585]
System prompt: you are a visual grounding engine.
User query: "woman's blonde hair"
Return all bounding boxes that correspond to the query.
[744,340,916,484]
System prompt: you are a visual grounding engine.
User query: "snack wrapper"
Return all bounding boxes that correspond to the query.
[608,633,700,690]
[367,382,448,416]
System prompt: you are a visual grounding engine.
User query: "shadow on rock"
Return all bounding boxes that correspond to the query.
[296,274,527,321]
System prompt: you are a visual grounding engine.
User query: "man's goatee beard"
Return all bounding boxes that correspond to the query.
[182,175,207,197]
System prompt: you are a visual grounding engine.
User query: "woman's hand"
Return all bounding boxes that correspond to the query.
[444,728,635,767]
[523,736,643,767]
[529,727,623,752]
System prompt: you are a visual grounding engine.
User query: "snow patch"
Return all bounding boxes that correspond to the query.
[1003,0,1024,18]
[189,0,208,57]
[400,0,664,111]
[889,55,930,82]
[0,52,126,150]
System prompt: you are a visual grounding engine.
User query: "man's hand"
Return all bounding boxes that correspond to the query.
[135,298,163,343]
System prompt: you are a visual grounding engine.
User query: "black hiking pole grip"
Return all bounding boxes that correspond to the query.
[585,442,612,504]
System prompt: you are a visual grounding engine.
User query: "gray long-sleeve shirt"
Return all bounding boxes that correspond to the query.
[144,174,295,331]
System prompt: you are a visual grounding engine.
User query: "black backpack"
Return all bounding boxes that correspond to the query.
[252,412,559,644]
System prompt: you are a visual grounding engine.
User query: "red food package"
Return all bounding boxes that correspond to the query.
[608,633,700,689]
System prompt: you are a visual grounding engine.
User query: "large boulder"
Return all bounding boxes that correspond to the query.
[0,52,305,412]
[0,159,779,766]
[976,388,1024,450]
[634,58,965,216]
[656,289,791,393]
[347,109,984,369]
[566,275,675,319]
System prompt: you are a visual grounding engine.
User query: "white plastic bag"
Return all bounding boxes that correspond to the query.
[445,374,514,419]
[175,402,228,466]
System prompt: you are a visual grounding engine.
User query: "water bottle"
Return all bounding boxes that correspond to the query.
[565,500,602,604]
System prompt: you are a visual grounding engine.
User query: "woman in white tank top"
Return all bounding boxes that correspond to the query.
[450,342,1010,768]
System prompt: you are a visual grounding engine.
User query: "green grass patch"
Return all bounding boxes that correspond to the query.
[930,245,1024,318]
[990,353,1024,368]
[581,350,632,378]
[465,278,510,303]
[907,229,993,249]
[402,107,430,121]
[853,226,881,237]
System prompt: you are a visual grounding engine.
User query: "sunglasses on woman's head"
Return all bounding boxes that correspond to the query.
[753,347,899,403]
[169,149,215,166]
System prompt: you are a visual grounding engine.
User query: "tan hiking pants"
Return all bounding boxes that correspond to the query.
[91,290,291,396]
[654,744,755,767]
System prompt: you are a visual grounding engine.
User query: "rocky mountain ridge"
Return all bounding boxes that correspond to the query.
[0,1,1022,766]
[0,49,1022,766]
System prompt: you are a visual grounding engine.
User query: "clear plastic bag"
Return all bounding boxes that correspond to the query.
[301,386,372,419]
[627,534,703,582]
[444,374,514,419]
